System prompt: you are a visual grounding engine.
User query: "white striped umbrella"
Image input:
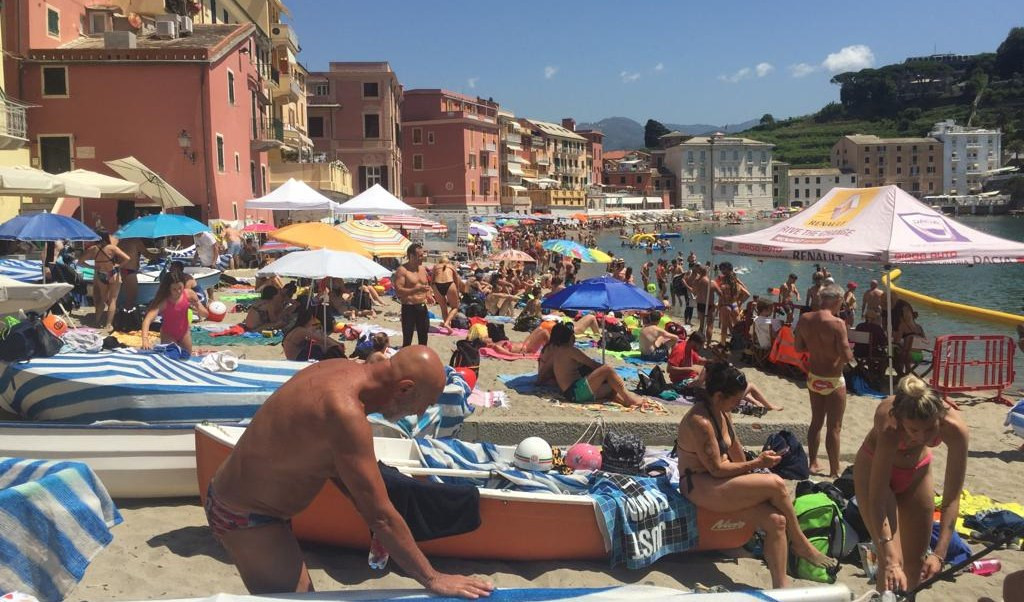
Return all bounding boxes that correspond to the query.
[336,219,411,258]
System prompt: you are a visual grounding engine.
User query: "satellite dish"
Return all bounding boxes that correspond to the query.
[127,12,142,29]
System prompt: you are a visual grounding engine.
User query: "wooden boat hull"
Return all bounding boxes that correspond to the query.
[0,421,201,498]
[195,426,755,561]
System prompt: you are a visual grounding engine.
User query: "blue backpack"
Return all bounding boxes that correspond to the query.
[763,430,810,481]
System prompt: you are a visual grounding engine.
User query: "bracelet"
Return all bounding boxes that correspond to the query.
[877,535,894,545]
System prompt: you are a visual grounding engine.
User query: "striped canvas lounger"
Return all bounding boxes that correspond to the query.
[0,457,121,602]
[0,353,302,423]
[0,258,45,283]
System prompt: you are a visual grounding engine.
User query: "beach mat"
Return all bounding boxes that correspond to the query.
[498,372,557,395]
[191,329,282,347]
[480,347,540,361]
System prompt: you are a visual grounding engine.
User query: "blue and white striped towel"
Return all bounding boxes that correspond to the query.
[368,366,473,439]
[0,458,121,602]
[413,438,590,495]
[0,352,301,423]
[0,259,45,284]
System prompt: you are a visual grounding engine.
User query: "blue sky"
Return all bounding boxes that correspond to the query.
[287,0,1017,126]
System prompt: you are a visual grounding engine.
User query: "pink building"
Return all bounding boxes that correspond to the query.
[307,62,403,196]
[14,19,271,226]
[400,89,500,213]
[576,126,604,189]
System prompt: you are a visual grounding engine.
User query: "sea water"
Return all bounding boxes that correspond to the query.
[595,215,1024,377]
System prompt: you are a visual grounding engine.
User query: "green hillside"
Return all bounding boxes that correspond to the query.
[741,28,1024,167]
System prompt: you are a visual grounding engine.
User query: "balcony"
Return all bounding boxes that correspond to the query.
[481,167,499,177]
[535,156,550,166]
[481,142,497,153]
[270,23,300,53]
[505,133,521,145]
[282,124,312,151]
[0,101,28,150]
[252,117,284,151]
[268,160,352,196]
[275,71,302,102]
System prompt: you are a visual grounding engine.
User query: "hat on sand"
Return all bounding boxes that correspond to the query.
[847,281,858,289]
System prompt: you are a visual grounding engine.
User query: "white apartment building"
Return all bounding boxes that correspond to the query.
[929,119,1002,195]
[788,167,857,205]
[663,133,774,211]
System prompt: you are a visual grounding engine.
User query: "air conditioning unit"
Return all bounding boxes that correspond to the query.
[154,20,177,39]
[104,30,137,49]
[178,16,193,36]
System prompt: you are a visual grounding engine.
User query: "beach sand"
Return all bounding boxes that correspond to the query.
[67,303,1023,601]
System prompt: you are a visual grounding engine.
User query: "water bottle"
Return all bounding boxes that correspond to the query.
[367,532,389,570]
[968,559,1001,576]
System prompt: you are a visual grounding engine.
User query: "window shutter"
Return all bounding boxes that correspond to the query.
[380,165,389,190]
[358,166,367,191]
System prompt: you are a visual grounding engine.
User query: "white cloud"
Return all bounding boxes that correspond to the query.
[620,70,641,83]
[653,62,664,72]
[543,65,558,79]
[755,62,774,77]
[717,67,752,84]
[789,63,818,78]
[822,44,875,73]
[467,77,478,89]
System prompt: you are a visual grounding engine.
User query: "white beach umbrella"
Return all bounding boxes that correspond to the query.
[257,248,390,280]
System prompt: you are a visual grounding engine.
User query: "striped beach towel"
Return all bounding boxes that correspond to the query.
[413,438,590,496]
[368,366,473,439]
[0,353,301,423]
[0,458,121,601]
[0,259,44,284]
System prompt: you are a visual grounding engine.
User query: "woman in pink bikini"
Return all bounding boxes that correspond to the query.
[854,374,968,595]
[141,272,209,356]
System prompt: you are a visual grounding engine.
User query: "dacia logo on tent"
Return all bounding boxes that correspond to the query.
[898,212,970,243]
[805,189,877,229]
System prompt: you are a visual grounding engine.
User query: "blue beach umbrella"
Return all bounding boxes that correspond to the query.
[0,212,100,242]
[116,213,209,239]
[542,274,663,362]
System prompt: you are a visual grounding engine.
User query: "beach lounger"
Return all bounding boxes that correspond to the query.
[0,352,301,423]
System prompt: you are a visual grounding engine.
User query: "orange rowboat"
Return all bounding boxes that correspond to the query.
[195,425,755,561]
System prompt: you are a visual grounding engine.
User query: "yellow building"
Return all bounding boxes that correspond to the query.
[0,18,31,222]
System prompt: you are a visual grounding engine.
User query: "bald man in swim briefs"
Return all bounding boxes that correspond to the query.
[794,284,853,478]
[206,346,494,598]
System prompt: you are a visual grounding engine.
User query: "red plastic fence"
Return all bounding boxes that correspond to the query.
[929,335,1016,406]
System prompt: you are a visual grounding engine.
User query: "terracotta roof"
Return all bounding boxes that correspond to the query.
[31,24,253,62]
[842,134,939,144]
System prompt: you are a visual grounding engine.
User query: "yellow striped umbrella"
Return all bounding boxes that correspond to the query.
[336,219,411,258]
[270,222,370,257]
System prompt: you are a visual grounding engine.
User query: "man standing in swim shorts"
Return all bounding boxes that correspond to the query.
[206,346,493,598]
[393,244,434,347]
[794,284,852,478]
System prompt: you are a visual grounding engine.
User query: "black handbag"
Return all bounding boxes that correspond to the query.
[600,431,646,475]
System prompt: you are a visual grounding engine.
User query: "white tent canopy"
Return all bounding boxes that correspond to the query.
[257,248,390,280]
[335,184,418,215]
[712,185,1024,265]
[244,178,343,212]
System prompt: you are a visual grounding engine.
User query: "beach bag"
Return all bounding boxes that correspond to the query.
[112,306,144,333]
[604,320,627,335]
[513,312,541,333]
[449,339,481,377]
[0,321,37,362]
[603,332,632,352]
[486,322,508,343]
[664,321,687,337]
[451,313,469,330]
[637,366,669,397]
[789,492,854,583]
[762,430,810,481]
[600,431,645,475]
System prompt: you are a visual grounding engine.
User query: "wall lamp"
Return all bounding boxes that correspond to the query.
[178,129,196,163]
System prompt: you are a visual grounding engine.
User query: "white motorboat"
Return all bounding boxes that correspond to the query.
[133,266,221,304]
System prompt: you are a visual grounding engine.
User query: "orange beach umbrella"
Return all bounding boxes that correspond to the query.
[269,222,370,257]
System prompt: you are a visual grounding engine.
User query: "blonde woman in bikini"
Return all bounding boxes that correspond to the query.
[431,254,462,328]
[79,231,131,329]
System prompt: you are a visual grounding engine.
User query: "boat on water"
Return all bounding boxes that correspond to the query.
[726,220,742,225]
[0,420,209,498]
[195,425,757,561]
[656,232,681,239]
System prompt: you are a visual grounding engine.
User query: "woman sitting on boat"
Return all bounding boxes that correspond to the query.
[141,271,209,356]
[282,305,345,362]
[854,374,968,594]
[676,361,835,588]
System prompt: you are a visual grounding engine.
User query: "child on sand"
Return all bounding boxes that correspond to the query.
[141,271,208,356]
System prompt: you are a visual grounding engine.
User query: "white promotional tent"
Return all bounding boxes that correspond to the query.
[712,185,1024,265]
[711,185,1024,389]
[335,184,418,215]
[244,178,343,212]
